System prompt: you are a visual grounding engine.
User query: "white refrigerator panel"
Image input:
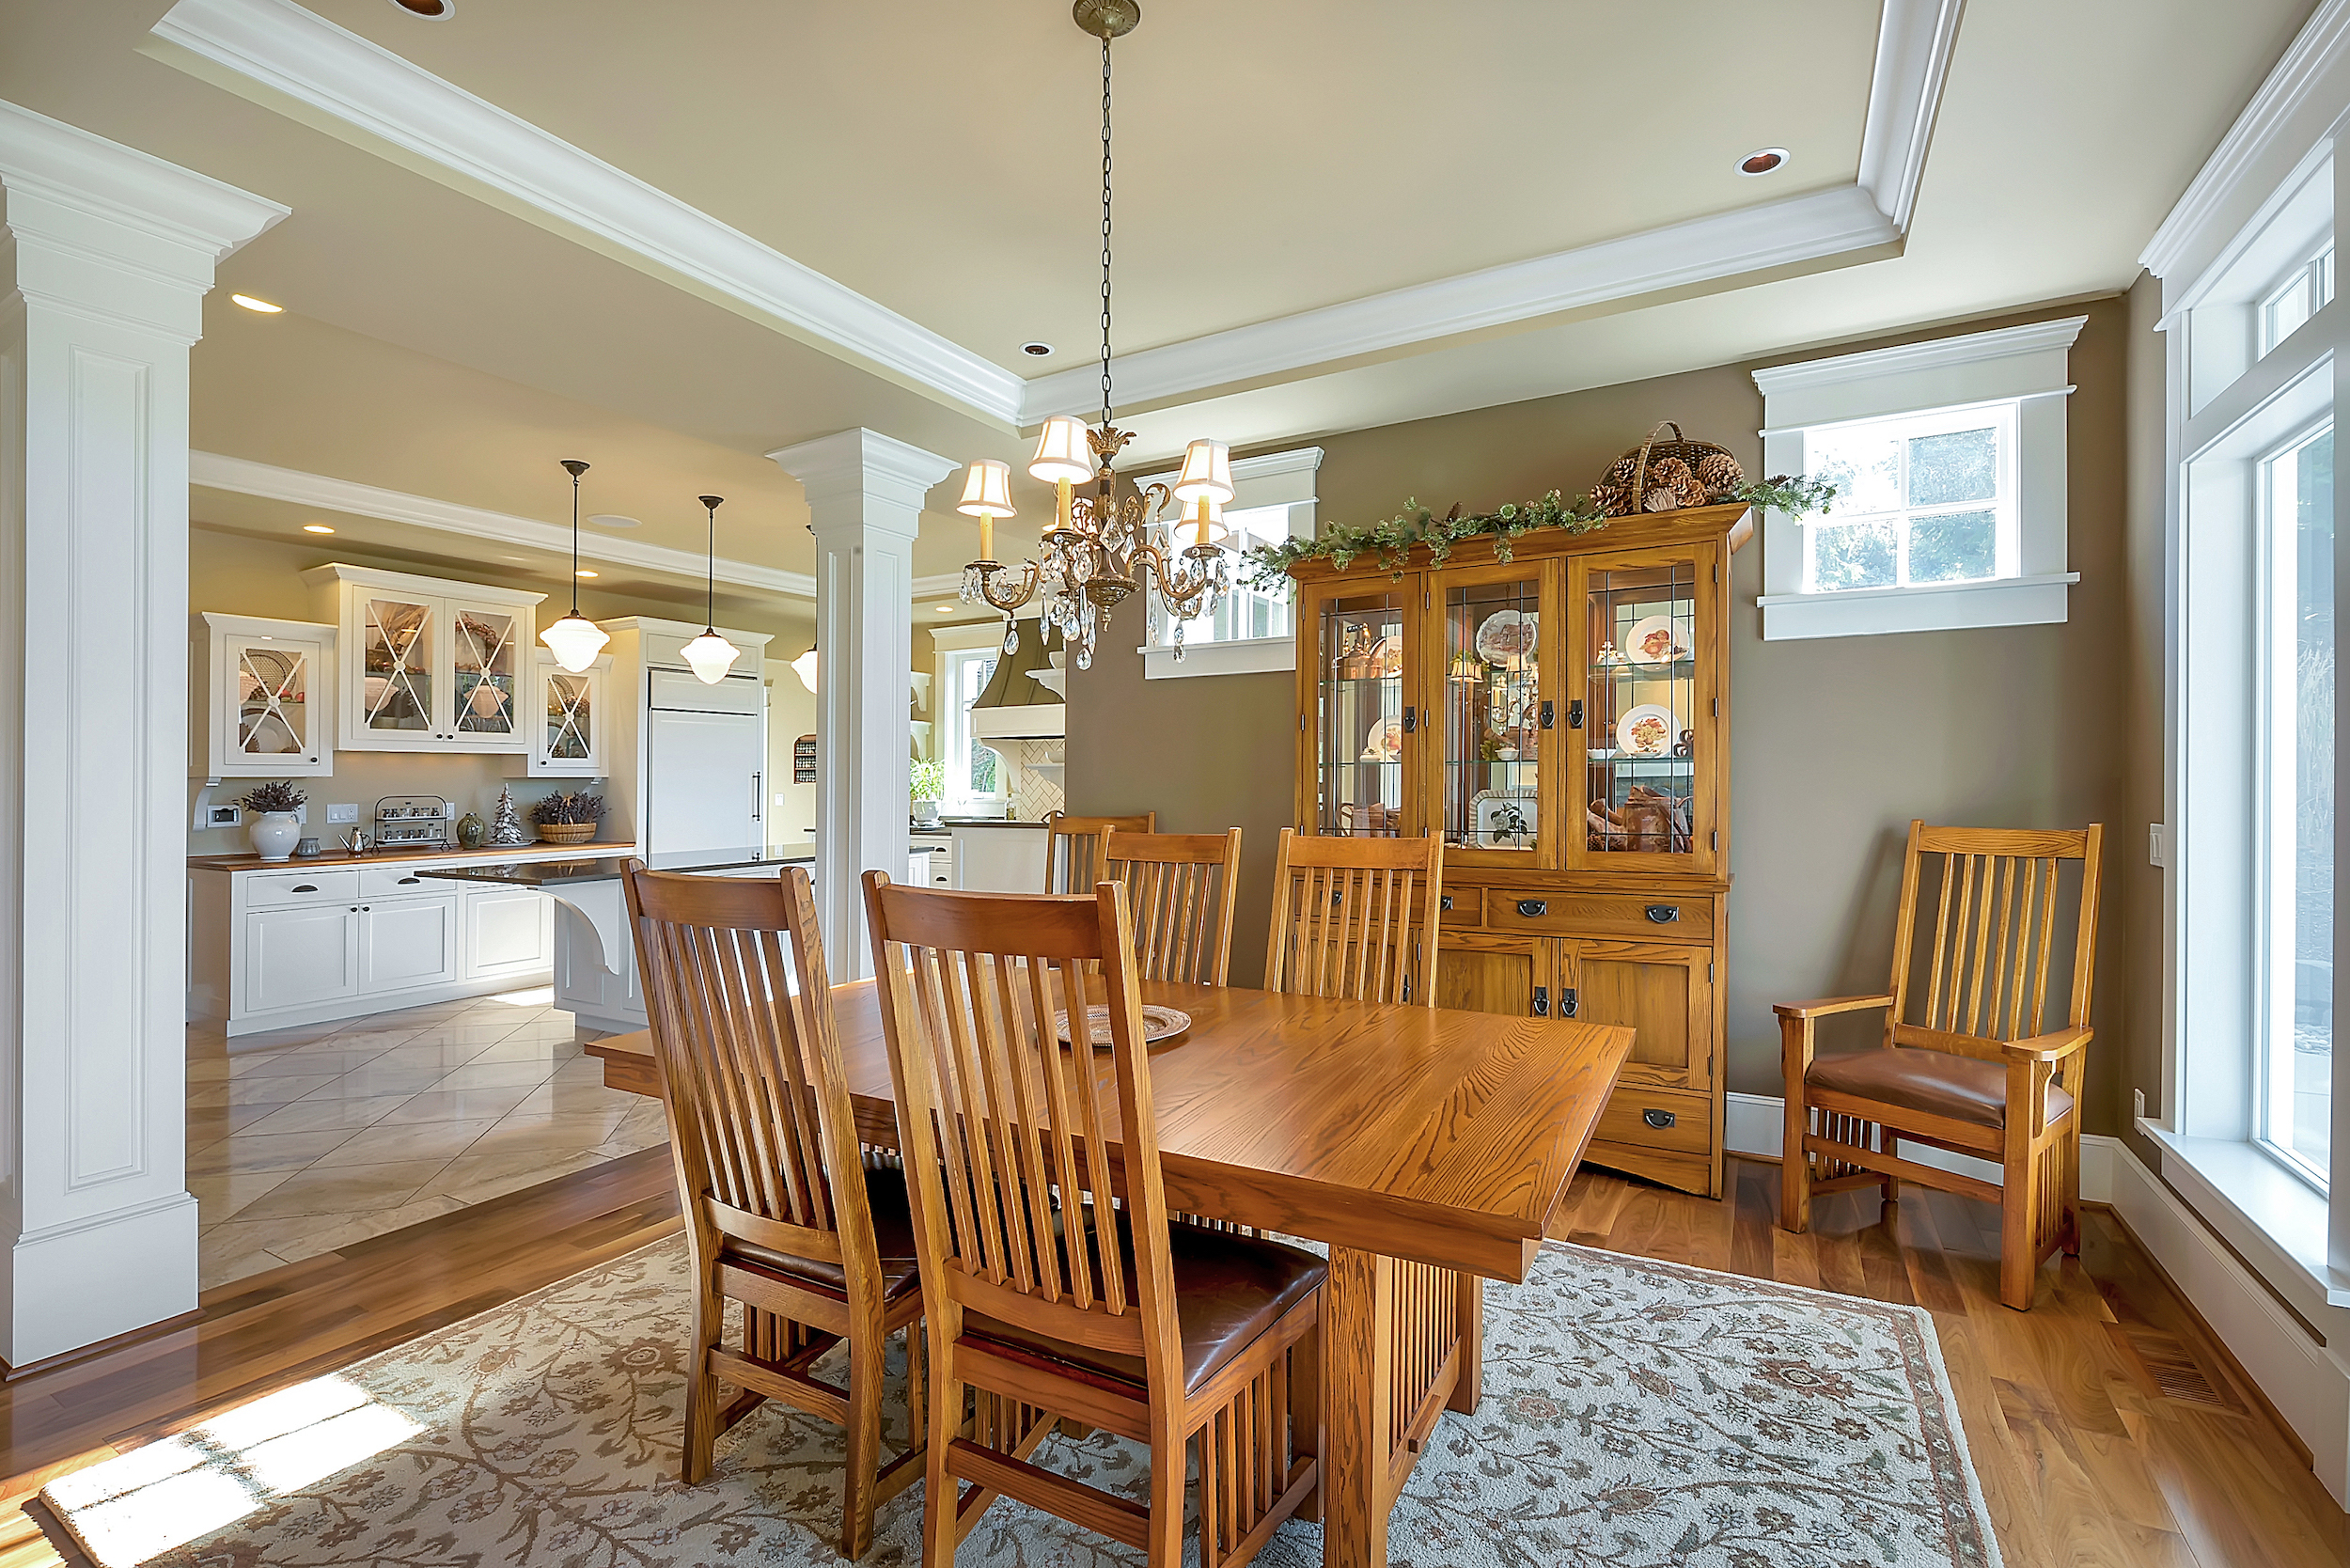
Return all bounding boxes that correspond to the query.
[646,709,763,856]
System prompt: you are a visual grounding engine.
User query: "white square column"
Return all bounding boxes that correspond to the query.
[768,429,954,980]
[0,103,285,1367]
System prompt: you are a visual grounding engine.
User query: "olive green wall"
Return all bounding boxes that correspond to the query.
[1070,295,2139,1134]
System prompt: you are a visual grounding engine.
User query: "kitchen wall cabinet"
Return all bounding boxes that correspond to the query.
[509,653,609,778]
[193,612,337,777]
[1291,501,1749,1197]
[303,564,546,755]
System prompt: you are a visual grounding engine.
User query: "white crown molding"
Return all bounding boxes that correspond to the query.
[146,0,1025,427]
[189,449,820,597]
[766,428,959,516]
[1856,0,1966,233]
[1750,313,2087,395]
[912,572,968,602]
[2141,0,2350,279]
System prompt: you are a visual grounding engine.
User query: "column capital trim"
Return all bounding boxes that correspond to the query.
[0,100,287,274]
[767,428,958,514]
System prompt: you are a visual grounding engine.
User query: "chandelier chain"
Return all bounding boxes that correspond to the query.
[1099,29,1114,432]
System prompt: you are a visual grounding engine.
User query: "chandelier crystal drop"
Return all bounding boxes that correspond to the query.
[954,0,1235,668]
[539,459,611,673]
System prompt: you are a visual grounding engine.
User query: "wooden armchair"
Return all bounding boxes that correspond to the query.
[624,862,925,1559]
[1263,828,1445,1005]
[1106,827,1245,984]
[1778,821,2105,1309]
[1044,810,1156,893]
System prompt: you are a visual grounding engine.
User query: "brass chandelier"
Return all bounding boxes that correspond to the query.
[955,0,1236,667]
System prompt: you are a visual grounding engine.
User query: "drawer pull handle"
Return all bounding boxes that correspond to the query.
[399,876,422,885]
[1531,986,1548,1016]
[1645,904,1679,923]
[1516,899,1547,917]
[1439,894,1454,911]
[291,884,319,893]
[1641,1107,1677,1130]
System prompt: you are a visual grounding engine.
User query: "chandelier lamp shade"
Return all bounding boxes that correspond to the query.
[539,459,611,673]
[681,494,742,683]
[955,1,1238,667]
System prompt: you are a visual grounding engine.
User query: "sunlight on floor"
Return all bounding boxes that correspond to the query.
[44,1375,422,1567]
[488,986,556,1007]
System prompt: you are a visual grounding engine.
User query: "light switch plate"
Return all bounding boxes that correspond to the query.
[200,802,243,830]
[326,803,359,823]
[2148,823,2169,868]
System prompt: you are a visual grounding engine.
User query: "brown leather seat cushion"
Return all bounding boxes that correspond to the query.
[725,1165,921,1303]
[964,1219,1325,1396]
[1807,1046,2074,1129]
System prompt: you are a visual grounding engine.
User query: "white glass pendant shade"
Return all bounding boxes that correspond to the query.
[540,613,610,672]
[1172,497,1229,551]
[956,459,1016,517]
[1172,439,1234,505]
[791,646,819,693]
[682,630,742,683]
[1028,415,1094,485]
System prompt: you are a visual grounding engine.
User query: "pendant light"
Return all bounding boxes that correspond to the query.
[790,646,820,693]
[540,459,610,672]
[681,494,742,683]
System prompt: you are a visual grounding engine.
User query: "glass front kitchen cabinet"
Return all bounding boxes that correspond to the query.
[511,652,609,778]
[1426,560,1561,869]
[305,564,545,755]
[196,612,338,777]
[1295,577,1419,838]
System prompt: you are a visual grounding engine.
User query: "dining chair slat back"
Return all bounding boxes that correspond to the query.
[1044,810,1156,893]
[1107,827,1245,985]
[1262,829,1445,1007]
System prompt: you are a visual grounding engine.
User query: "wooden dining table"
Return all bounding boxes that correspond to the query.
[587,977,1632,1568]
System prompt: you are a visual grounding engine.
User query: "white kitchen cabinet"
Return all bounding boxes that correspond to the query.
[358,894,460,992]
[463,884,556,980]
[303,564,545,755]
[193,613,337,777]
[509,653,608,778]
[244,903,360,1014]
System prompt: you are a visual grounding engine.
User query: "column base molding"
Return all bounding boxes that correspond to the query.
[5,1191,199,1369]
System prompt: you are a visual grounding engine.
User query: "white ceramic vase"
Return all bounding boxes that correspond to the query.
[248,811,302,862]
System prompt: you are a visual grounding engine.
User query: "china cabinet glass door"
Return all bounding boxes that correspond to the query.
[233,639,315,763]
[450,603,521,740]
[544,667,595,764]
[1431,562,1557,866]
[1571,546,1716,873]
[1306,583,1415,837]
[361,593,436,739]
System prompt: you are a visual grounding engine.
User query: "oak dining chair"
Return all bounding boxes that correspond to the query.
[1043,810,1156,893]
[1262,828,1446,1006]
[1778,820,2105,1309]
[862,870,1325,1568]
[1106,827,1245,985]
[623,861,925,1560]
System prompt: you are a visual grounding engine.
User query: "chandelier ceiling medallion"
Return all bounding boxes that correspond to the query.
[957,0,1236,668]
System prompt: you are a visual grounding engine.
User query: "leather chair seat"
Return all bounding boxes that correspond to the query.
[964,1219,1325,1396]
[1807,1045,2074,1129]
[726,1165,922,1304]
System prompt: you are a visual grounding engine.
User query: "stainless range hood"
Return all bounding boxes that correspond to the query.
[969,619,1065,740]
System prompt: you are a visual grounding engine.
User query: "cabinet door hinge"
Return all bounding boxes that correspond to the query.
[1711,697,1718,717]
[1710,829,1719,851]
[1713,561,1719,584]
[1708,962,1715,983]
[1300,713,1308,731]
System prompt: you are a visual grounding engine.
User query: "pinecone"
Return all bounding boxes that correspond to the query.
[1640,457,1704,511]
[1694,451,1746,501]
[1590,481,1629,516]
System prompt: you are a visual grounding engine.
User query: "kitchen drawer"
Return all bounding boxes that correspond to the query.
[361,866,446,899]
[243,869,360,909]
[1489,891,1713,941]
[1435,886,1481,927]
[1590,1084,1714,1158]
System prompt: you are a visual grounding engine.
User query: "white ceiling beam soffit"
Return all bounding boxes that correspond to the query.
[147,0,1961,431]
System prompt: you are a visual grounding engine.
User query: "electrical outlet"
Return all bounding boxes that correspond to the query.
[326,803,359,824]
[2148,823,2169,868]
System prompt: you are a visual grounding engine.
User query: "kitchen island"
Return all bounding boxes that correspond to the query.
[418,847,814,1032]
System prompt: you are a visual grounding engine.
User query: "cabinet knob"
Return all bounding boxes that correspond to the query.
[1644,904,1680,923]
[1641,1107,1678,1130]
[1515,898,1547,917]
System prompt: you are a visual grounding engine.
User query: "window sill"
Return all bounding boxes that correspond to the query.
[1139,635,1296,681]
[1757,571,2079,641]
[2137,1118,2350,1309]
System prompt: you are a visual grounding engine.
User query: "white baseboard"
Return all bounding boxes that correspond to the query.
[1724,1090,2349,1506]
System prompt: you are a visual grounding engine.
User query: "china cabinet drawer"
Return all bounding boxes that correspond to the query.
[1435,887,1481,927]
[244,870,360,909]
[1489,892,1713,941]
[360,867,443,899]
[1590,1085,1714,1157]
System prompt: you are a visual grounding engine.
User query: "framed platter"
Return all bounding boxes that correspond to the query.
[1624,614,1685,666]
[1469,787,1540,848]
[1474,608,1538,666]
[1616,703,1677,756]
[1055,1003,1192,1048]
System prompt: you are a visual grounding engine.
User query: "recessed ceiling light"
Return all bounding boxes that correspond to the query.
[499,554,528,563]
[933,604,956,613]
[587,513,641,529]
[1735,148,1789,177]
[231,293,283,313]
[302,523,335,534]
[386,0,454,17]
[1020,341,1055,357]
[575,569,599,578]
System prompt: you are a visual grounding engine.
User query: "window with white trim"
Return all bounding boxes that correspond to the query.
[1133,447,1321,679]
[2260,243,2334,356]
[1151,504,1294,648]
[1752,317,2083,641]
[935,643,1005,808]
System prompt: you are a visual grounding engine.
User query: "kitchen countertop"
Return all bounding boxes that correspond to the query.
[939,817,1046,828]
[415,845,814,888]
[188,839,639,873]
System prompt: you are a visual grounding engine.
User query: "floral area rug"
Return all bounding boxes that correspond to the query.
[43,1235,2001,1568]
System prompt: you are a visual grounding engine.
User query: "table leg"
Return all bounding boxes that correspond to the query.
[1447,1269,1483,1414]
[1322,1246,1393,1568]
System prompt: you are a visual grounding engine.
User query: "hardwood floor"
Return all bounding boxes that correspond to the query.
[3,1152,2344,1566]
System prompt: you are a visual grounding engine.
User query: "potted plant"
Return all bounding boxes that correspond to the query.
[529,790,604,845]
[909,757,946,829]
[238,780,306,862]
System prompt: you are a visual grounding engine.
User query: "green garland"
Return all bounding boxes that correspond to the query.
[1239,472,1841,592]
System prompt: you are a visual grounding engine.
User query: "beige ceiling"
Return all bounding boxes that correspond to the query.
[0,0,2321,588]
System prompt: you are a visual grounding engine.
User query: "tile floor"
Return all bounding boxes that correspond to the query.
[186,988,668,1290]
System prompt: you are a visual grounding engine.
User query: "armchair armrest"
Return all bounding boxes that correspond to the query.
[1773,994,1895,1021]
[2001,1026,2092,1064]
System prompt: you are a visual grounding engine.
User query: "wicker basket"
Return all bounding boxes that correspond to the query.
[535,822,598,845]
[1592,421,1746,516]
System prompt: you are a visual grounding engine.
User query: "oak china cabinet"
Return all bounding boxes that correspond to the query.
[1290,500,1750,1197]
[303,564,546,755]
[192,612,338,777]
